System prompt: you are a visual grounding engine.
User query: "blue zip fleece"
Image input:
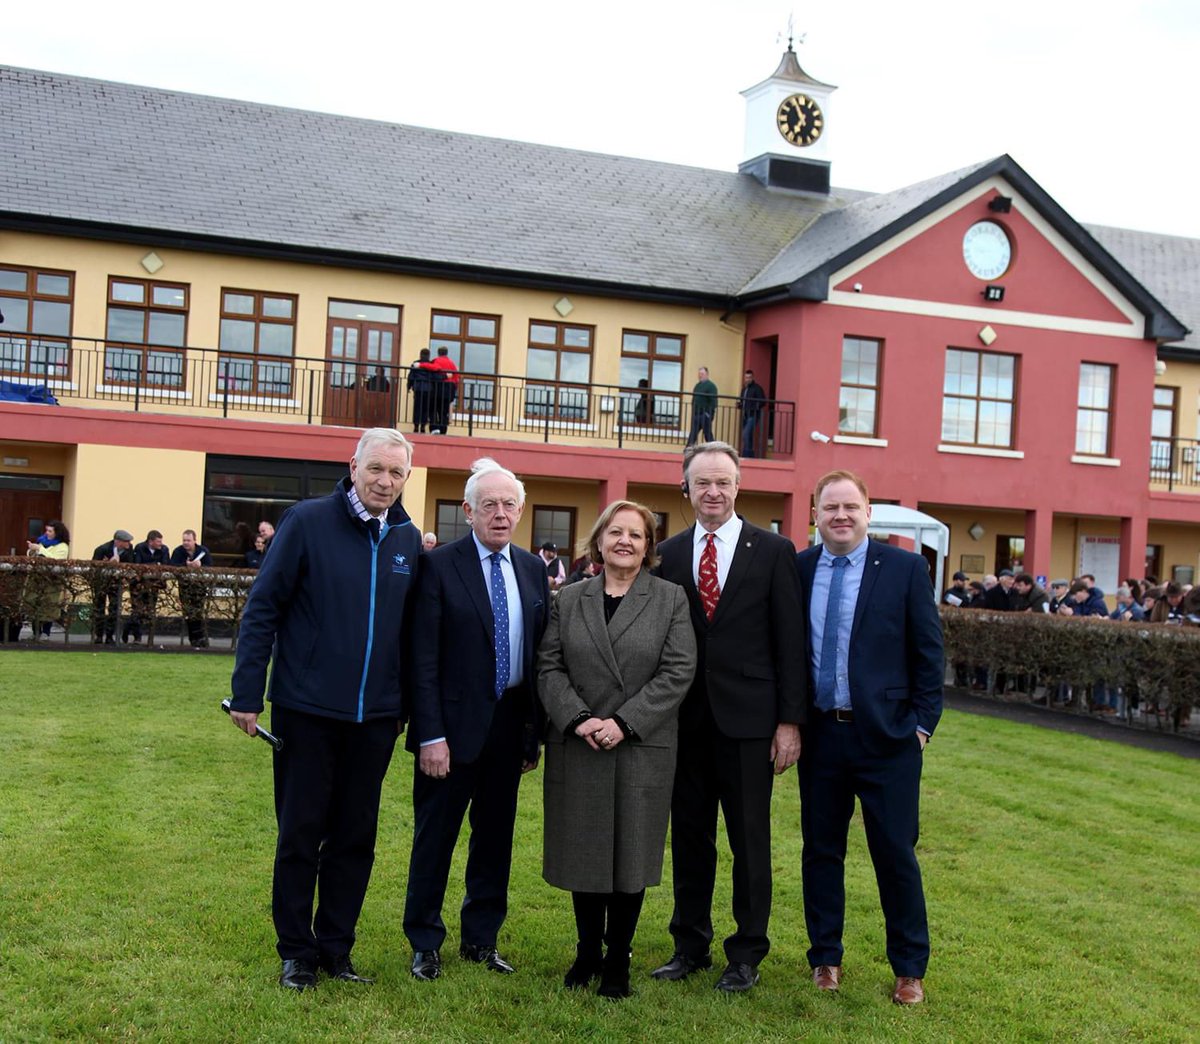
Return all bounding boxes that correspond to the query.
[230,477,421,722]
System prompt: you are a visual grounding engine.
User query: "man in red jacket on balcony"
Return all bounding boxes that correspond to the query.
[429,347,459,434]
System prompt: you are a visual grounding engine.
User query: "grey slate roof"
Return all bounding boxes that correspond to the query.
[1086,225,1200,352]
[0,65,864,300]
[0,65,1192,347]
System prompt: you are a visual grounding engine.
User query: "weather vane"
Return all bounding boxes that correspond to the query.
[777,14,806,53]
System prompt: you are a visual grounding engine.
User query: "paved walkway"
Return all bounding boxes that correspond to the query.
[945,688,1199,759]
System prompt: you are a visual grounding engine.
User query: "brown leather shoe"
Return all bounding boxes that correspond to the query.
[892,976,924,1005]
[812,965,842,991]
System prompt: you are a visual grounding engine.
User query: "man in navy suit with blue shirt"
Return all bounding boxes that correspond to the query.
[796,470,943,1006]
[403,458,550,982]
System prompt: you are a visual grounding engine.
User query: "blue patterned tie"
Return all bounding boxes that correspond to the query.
[816,556,849,711]
[490,552,510,699]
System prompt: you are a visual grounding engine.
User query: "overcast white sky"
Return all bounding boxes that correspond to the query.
[6,0,1199,237]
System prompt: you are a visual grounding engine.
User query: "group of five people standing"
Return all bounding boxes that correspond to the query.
[228,429,943,1007]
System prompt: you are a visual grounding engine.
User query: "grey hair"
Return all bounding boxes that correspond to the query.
[464,457,526,509]
[682,440,741,483]
[354,428,414,471]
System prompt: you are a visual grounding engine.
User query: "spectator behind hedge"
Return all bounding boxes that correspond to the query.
[1011,574,1048,613]
[1110,586,1147,621]
[1058,580,1108,617]
[26,520,70,559]
[1149,583,1185,624]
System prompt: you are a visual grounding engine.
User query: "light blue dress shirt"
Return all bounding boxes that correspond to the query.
[808,537,869,711]
[472,531,525,689]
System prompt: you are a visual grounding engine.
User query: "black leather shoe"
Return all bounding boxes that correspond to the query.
[715,961,759,993]
[319,953,373,983]
[459,943,515,974]
[650,952,712,981]
[279,958,318,992]
[411,949,441,981]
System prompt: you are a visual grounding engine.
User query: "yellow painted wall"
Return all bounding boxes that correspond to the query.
[401,466,428,533]
[0,230,749,448]
[917,505,1028,578]
[1148,521,1200,584]
[71,444,205,554]
[1157,358,1200,440]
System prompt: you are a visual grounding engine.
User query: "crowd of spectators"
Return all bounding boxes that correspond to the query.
[942,566,1198,721]
[8,519,282,647]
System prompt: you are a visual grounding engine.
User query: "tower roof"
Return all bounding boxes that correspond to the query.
[747,46,836,92]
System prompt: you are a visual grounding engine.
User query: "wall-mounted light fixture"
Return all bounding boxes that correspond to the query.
[988,196,1013,213]
[968,522,986,541]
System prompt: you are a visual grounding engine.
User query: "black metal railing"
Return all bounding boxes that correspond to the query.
[0,335,797,456]
[1149,436,1200,492]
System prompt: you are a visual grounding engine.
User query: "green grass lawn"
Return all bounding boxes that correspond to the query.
[1,651,1197,1042]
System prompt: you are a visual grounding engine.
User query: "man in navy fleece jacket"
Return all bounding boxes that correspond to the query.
[229,427,422,992]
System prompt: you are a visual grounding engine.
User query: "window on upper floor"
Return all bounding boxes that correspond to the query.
[0,266,73,381]
[525,322,593,422]
[104,278,189,389]
[218,289,297,397]
[431,310,500,413]
[1150,385,1178,478]
[839,336,881,437]
[618,329,684,427]
[1074,362,1114,457]
[941,348,1016,449]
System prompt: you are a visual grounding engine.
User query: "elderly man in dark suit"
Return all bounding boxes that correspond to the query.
[404,457,550,982]
[651,441,806,993]
[796,469,943,1006]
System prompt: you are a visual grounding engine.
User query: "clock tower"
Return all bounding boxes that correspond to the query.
[739,42,837,194]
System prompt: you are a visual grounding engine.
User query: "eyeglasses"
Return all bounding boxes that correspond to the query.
[478,498,520,515]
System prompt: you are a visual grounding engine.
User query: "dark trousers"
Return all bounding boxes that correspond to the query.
[412,388,432,432]
[686,409,713,447]
[91,583,121,641]
[270,703,399,962]
[178,581,207,645]
[122,581,161,641]
[799,714,929,978]
[740,413,760,458]
[403,692,524,951]
[667,707,775,965]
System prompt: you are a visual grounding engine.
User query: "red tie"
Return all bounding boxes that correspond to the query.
[699,533,720,622]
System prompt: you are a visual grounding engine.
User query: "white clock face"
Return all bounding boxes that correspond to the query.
[962,221,1012,280]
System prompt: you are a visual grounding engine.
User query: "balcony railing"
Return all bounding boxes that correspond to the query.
[0,335,796,456]
[1150,437,1200,493]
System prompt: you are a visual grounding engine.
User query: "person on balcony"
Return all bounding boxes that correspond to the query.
[738,370,766,459]
[407,348,438,434]
[685,367,718,447]
[428,347,459,435]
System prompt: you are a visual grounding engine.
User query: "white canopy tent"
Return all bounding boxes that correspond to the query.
[864,505,950,597]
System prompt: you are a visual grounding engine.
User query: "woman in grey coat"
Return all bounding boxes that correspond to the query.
[537,499,696,998]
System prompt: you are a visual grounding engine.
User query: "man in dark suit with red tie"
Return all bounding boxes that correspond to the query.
[795,470,943,1006]
[403,457,549,982]
[651,441,806,993]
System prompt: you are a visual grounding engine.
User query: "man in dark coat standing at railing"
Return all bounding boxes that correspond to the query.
[738,370,766,459]
[90,528,134,644]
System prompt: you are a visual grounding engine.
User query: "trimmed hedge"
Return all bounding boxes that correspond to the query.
[0,558,257,644]
[941,607,1200,714]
